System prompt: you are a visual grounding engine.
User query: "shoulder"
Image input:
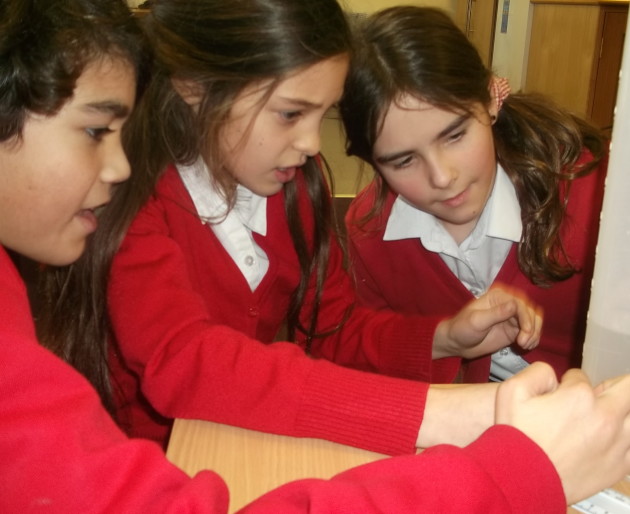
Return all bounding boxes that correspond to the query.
[154,163,187,196]
[574,145,608,171]
[346,181,395,238]
[128,164,197,234]
[565,147,608,199]
[0,248,23,293]
[0,248,37,340]
[347,181,378,219]
[147,163,197,213]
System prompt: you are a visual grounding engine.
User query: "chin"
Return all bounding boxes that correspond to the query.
[45,244,87,267]
[252,183,284,197]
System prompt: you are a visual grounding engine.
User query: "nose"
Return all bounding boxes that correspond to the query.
[426,154,456,189]
[293,122,322,157]
[100,135,131,185]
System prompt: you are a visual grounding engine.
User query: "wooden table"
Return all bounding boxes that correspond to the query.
[167,418,630,513]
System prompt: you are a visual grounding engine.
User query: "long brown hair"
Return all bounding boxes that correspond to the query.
[37,0,353,412]
[340,6,605,287]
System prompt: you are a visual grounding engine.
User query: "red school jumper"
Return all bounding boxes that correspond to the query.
[346,152,607,382]
[0,246,567,512]
[108,164,462,454]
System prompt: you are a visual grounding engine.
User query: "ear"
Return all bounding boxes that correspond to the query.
[487,100,499,123]
[171,78,204,106]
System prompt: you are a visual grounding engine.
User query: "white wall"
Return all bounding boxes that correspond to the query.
[581,13,630,384]
[491,0,533,90]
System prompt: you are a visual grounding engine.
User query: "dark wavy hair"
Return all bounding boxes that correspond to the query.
[0,0,148,142]
[0,0,149,413]
[340,6,606,287]
[37,0,352,413]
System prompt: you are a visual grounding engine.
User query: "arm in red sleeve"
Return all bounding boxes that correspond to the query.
[300,227,444,382]
[240,426,565,514]
[109,196,427,456]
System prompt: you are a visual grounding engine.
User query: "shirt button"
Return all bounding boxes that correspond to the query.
[500,348,509,356]
[244,255,255,266]
[248,307,259,317]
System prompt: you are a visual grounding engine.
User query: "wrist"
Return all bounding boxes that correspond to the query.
[417,382,499,448]
[432,319,456,359]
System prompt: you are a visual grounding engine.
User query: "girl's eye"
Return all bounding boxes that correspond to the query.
[85,127,113,141]
[393,155,414,169]
[278,110,301,123]
[446,130,465,144]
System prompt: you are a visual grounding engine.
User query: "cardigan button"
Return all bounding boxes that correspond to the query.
[248,307,259,317]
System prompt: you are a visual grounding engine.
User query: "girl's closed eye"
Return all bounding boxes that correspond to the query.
[85,126,113,141]
[445,129,466,145]
[393,154,415,169]
[278,110,302,123]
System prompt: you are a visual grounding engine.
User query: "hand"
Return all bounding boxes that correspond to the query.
[432,285,543,359]
[496,363,630,505]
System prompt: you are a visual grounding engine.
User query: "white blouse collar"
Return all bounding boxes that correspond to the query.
[383,164,522,243]
[176,158,267,236]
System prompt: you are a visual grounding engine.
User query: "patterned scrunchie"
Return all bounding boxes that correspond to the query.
[491,76,511,111]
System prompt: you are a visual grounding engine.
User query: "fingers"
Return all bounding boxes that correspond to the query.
[594,373,630,395]
[515,302,543,350]
[594,374,630,415]
[557,368,591,388]
[436,285,543,360]
[486,286,543,350]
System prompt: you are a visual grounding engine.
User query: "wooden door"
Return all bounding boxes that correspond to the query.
[455,0,499,66]
[589,7,628,132]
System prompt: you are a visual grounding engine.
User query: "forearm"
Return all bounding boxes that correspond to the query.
[417,381,499,448]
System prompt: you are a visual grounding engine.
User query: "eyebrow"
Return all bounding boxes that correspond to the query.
[276,96,324,110]
[81,100,131,118]
[374,113,470,165]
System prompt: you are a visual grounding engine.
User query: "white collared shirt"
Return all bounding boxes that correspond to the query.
[384,164,528,379]
[177,159,269,291]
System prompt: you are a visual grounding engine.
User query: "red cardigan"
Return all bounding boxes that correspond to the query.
[346,152,607,382]
[108,164,457,455]
[0,246,567,512]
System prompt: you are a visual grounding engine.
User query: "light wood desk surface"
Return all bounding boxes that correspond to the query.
[167,418,630,513]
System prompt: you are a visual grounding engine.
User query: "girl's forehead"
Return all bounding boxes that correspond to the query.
[391,94,434,113]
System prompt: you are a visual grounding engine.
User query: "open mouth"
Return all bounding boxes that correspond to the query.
[275,167,297,184]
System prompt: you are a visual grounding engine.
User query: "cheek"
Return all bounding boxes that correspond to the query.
[473,131,497,171]
[384,173,431,208]
[474,151,497,192]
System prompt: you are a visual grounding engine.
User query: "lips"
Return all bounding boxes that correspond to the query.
[75,201,108,233]
[275,166,297,184]
[442,189,468,208]
[75,208,99,233]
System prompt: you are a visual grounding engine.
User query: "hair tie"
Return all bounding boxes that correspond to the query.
[491,76,511,112]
